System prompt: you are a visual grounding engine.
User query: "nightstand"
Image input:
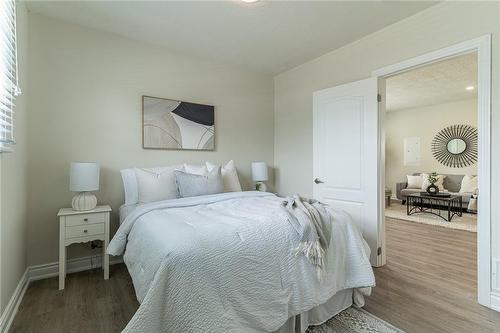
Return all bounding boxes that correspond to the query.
[57,205,111,290]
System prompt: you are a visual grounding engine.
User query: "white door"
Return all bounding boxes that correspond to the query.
[313,77,383,266]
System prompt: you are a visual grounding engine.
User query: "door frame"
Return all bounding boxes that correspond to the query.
[372,35,492,307]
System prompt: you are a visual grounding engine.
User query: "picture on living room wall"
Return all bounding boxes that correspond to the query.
[142,96,215,150]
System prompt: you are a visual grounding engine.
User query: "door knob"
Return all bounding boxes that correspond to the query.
[314,178,324,184]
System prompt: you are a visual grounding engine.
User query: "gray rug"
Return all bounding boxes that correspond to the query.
[307,307,405,333]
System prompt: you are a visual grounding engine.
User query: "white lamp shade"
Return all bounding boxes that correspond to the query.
[69,162,100,192]
[251,162,268,182]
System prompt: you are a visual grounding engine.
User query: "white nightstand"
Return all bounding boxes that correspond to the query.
[57,205,111,290]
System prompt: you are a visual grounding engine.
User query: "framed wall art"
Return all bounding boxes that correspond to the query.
[142,95,215,150]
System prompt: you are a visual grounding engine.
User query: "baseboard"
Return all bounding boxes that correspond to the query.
[491,292,500,312]
[0,269,29,333]
[29,254,123,281]
[0,255,123,332]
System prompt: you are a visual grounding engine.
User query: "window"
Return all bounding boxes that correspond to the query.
[0,0,21,151]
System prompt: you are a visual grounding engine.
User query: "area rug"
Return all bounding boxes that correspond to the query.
[385,203,476,232]
[307,307,404,333]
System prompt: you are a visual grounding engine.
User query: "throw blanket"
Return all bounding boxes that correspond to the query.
[107,192,375,332]
[282,195,332,278]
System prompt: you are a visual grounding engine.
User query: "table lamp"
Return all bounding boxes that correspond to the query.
[251,162,268,192]
[70,162,99,211]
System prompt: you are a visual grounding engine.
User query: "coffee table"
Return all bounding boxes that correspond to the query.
[406,193,462,222]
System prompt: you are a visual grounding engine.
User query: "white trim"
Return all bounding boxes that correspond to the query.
[0,255,123,332]
[29,255,123,281]
[491,292,500,312]
[0,269,29,333]
[372,35,492,309]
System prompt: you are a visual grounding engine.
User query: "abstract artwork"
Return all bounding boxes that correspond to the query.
[142,96,215,150]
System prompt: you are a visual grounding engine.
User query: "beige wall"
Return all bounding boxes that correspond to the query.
[26,14,274,266]
[274,1,500,291]
[0,3,29,311]
[385,99,478,196]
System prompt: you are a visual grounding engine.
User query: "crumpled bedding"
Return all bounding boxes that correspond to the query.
[107,191,375,333]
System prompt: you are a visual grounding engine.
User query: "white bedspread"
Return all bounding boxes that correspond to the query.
[107,191,375,333]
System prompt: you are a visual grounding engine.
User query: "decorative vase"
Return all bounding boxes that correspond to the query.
[426,184,439,195]
[72,191,97,211]
[255,182,267,192]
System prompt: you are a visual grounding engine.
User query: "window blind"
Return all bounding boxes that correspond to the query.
[0,0,21,148]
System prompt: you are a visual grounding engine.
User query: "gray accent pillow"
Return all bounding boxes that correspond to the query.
[174,166,224,198]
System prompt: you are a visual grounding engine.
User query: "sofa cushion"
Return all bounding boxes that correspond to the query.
[412,173,465,193]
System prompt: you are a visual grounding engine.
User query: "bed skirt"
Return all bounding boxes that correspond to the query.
[274,288,366,333]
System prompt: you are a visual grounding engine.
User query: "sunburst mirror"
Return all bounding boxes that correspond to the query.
[431,124,477,168]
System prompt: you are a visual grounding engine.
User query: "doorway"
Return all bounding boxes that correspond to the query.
[373,35,491,308]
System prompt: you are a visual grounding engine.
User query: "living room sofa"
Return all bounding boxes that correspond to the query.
[396,173,476,210]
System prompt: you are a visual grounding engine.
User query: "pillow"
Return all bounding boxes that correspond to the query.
[121,168,139,205]
[134,165,182,203]
[406,175,423,189]
[206,160,242,192]
[175,166,224,198]
[183,163,208,175]
[421,173,446,191]
[459,175,478,193]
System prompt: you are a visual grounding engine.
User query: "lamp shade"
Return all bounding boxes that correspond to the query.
[69,162,99,192]
[251,162,268,182]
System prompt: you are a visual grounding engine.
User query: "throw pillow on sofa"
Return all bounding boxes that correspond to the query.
[460,175,478,194]
[421,173,446,191]
[406,175,423,189]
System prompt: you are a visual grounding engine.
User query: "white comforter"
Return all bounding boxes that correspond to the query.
[107,191,375,333]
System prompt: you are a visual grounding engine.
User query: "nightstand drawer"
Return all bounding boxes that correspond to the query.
[65,212,105,227]
[66,223,104,239]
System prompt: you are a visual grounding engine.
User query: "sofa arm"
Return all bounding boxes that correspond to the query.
[396,182,408,200]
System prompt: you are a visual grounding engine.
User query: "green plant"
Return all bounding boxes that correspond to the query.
[428,172,438,185]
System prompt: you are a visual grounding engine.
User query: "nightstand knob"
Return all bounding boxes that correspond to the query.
[83,229,88,233]
[83,218,88,222]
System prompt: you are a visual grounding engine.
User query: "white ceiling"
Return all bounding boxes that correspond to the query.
[386,52,478,112]
[25,1,437,75]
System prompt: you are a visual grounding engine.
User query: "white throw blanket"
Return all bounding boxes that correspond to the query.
[107,191,375,333]
[281,195,332,279]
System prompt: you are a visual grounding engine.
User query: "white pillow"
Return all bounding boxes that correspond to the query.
[175,166,224,198]
[134,165,182,203]
[421,173,446,191]
[406,175,423,189]
[183,163,208,175]
[206,160,242,192]
[121,168,139,205]
[460,175,478,193]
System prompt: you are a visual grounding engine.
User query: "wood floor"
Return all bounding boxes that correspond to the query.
[365,217,500,333]
[10,265,138,332]
[10,217,500,332]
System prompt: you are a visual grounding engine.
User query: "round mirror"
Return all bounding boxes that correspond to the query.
[432,124,477,168]
[447,138,467,154]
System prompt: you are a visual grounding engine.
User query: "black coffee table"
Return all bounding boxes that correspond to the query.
[406,193,462,222]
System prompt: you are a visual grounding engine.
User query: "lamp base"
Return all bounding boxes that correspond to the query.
[72,192,97,211]
[255,182,267,192]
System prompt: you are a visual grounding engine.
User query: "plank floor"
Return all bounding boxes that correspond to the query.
[365,217,500,333]
[10,217,500,332]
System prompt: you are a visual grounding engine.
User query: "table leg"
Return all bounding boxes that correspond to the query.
[104,214,109,280]
[59,244,66,290]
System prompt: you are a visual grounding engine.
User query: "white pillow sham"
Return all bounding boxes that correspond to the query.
[134,165,183,203]
[206,160,242,192]
[406,175,423,189]
[183,163,208,175]
[459,175,478,193]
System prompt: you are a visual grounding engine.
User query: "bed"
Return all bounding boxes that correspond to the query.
[107,166,375,333]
